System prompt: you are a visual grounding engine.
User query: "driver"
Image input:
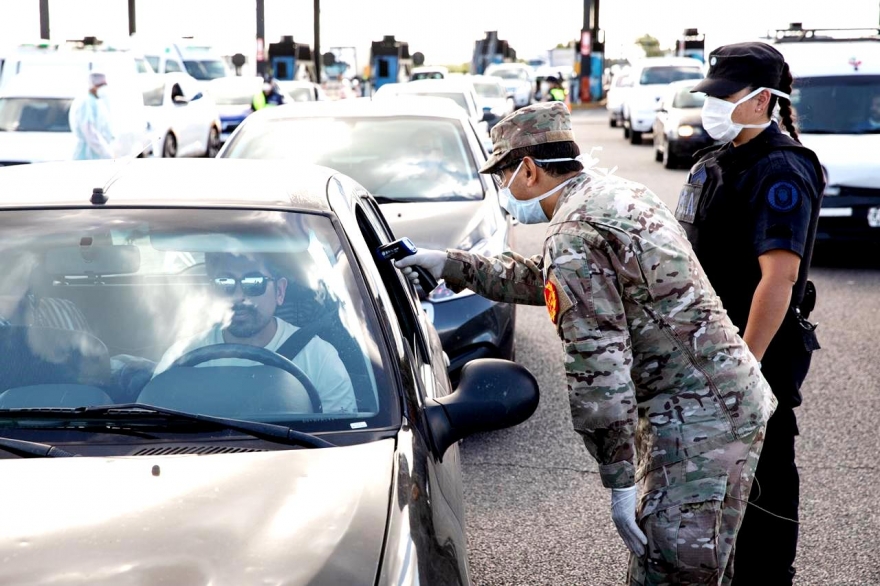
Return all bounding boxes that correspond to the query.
[153,252,357,414]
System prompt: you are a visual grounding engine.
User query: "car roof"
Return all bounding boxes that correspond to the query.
[247,96,471,122]
[0,159,338,212]
[668,79,701,88]
[633,57,704,69]
[0,77,81,99]
[774,40,880,76]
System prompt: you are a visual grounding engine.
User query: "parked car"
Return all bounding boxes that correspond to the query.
[620,57,704,144]
[142,72,222,158]
[606,69,633,127]
[0,71,150,165]
[204,75,262,143]
[135,38,232,83]
[484,63,533,108]
[469,74,514,129]
[652,79,716,169]
[278,79,326,102]
[0,157,539,585]
[411,65,449,81]
[373,78,494,146]
[219,98,515,380]
[771,27,880,247]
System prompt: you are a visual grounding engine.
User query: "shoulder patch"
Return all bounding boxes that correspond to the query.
[544,272,574,325]
[767,181,800,212]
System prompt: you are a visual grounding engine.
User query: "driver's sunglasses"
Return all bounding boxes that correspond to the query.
[212,274,275,297]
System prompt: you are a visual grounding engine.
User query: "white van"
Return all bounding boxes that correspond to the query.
[772,28,880,245]
[620,56,704,144]
[136,39,231,82]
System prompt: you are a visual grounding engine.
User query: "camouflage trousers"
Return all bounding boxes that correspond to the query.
[628,427,765,586]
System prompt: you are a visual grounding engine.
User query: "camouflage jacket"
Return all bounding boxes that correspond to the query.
[444,172,776,489]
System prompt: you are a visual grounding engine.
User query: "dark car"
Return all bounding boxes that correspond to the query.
[0,158,538,585]
[652,79,717,169]
[219,98,515,382]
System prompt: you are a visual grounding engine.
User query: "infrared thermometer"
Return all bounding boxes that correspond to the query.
[376,237,440,293]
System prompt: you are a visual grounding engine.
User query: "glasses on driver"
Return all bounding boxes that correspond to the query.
[212,273,275,297]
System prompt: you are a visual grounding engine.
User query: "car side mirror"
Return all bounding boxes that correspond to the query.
[191,92,203,101]
[425,358,539,459]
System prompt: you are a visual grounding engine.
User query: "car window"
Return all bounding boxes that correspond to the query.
[135,58,152,74]
[145,56,160,72]
[791,75,880,134]
[164,60,183,73]
[412,72,444,81]
[0,208,394,431]
[473,81,506,98]
[287,87,314,102]
[223,116,484,202]
[639,66,702,85]
[0,98,72,132]
[673,88,705,108]
[184,59,228,81]
[142,83,165,107]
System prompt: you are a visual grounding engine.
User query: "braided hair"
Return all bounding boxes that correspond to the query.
[766,62,800,143]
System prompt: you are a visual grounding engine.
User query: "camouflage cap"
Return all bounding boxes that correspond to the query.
[480,102,575,174]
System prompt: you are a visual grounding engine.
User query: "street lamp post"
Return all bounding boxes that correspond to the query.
[39,0,50,39]
[128,0,137,35]
[256,0,266,76]
[314,0,321,83]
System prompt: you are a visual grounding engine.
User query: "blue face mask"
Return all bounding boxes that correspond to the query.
[498,158,579,224]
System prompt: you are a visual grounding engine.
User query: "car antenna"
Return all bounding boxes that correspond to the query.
[94,135,156,204]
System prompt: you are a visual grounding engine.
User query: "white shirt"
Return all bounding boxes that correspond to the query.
[154,318,357,413]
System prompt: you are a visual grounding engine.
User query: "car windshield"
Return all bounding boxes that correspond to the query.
[0,98,72,132]
[0,208,393,432]
[490,69,527,81]
[412,72,444,80]
[145,56,159,72]
[183,59,228,81]
[223,116,483,202]
[403,91,469,112]
[640,66,703,85]
[286,87,313,102]
[673,88,705,108]
[792,75,880,134]
[473,81,506,98]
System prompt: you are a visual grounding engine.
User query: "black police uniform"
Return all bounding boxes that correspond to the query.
[675,121,824,585]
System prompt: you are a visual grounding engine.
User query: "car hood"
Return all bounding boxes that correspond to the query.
[0,132,76,163]
[799,134,880,188]
[671,108,703,127]
[0,439,395,586]
[381,199,487,250]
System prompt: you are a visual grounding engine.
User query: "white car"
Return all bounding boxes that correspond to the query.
[0,73,150,165]
[142,72,222,158]
[373,78,493,149]
[410,65,448,81]
[468,75,514,128]
[484,63,533,109]
[771,27,880,246]
[282,80,327,102]
[134,38,232,83]
[606,69,633,127]
[620,57,704,144]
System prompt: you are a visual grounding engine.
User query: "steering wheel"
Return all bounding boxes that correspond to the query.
[169,344,323,413]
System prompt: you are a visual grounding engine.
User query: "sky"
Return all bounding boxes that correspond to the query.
[2,0,878,68]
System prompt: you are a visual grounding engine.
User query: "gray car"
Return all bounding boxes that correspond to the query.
[0,158,538,585]
[219,98,515,382]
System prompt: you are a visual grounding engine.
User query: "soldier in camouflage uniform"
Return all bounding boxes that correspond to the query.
[396,102,777,585]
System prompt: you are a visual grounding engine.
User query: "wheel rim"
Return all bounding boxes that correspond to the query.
[207,128,220,157]
[164,135,176,158]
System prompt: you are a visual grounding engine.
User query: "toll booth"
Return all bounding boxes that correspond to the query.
[576,29,605,103]
[370,35,412,91]
[676,28,706,63]
[268,35,316,82]
[471,31,516,75]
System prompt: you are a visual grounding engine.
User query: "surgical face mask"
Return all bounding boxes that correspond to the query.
[701,86,790,143]
[95,86,108,99]
[498,157,579,224]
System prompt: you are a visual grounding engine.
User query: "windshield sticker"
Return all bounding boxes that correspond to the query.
[350,421,368,429]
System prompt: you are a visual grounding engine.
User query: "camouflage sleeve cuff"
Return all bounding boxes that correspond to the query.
[442,249,476,293]
[598,461,636,489]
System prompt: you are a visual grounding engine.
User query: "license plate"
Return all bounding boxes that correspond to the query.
[869,207,880,228]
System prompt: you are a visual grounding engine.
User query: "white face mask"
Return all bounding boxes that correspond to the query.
[498,158,579,224]
[701,86,790,143]
[95,86,108,99]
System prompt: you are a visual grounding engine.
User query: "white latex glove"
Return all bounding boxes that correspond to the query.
[610,486,647,557]
[394,249,447,285]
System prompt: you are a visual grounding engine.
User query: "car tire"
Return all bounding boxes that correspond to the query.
[205,126,221,158]
[610,117,618,128]
[623,122,631,140]
[630,130,642,145]
[163,133,177,158]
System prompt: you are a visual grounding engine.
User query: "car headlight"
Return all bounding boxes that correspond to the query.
[677,125,696,137]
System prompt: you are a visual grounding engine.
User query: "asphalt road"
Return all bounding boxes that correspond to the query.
[461,108,880,586]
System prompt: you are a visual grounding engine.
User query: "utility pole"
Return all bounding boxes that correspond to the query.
[256,0,267,76]
[314,0,321,83]
[128,0,137,35]
[39,0,50,39]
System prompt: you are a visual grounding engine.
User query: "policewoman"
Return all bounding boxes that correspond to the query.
[399,102,776,585]
[675,43,824,585]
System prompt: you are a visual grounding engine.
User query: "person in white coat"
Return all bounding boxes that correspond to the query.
[69,72,115,160]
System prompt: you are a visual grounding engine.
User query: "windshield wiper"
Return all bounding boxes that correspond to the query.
[69,403,334,449]
[0,437,77,458]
